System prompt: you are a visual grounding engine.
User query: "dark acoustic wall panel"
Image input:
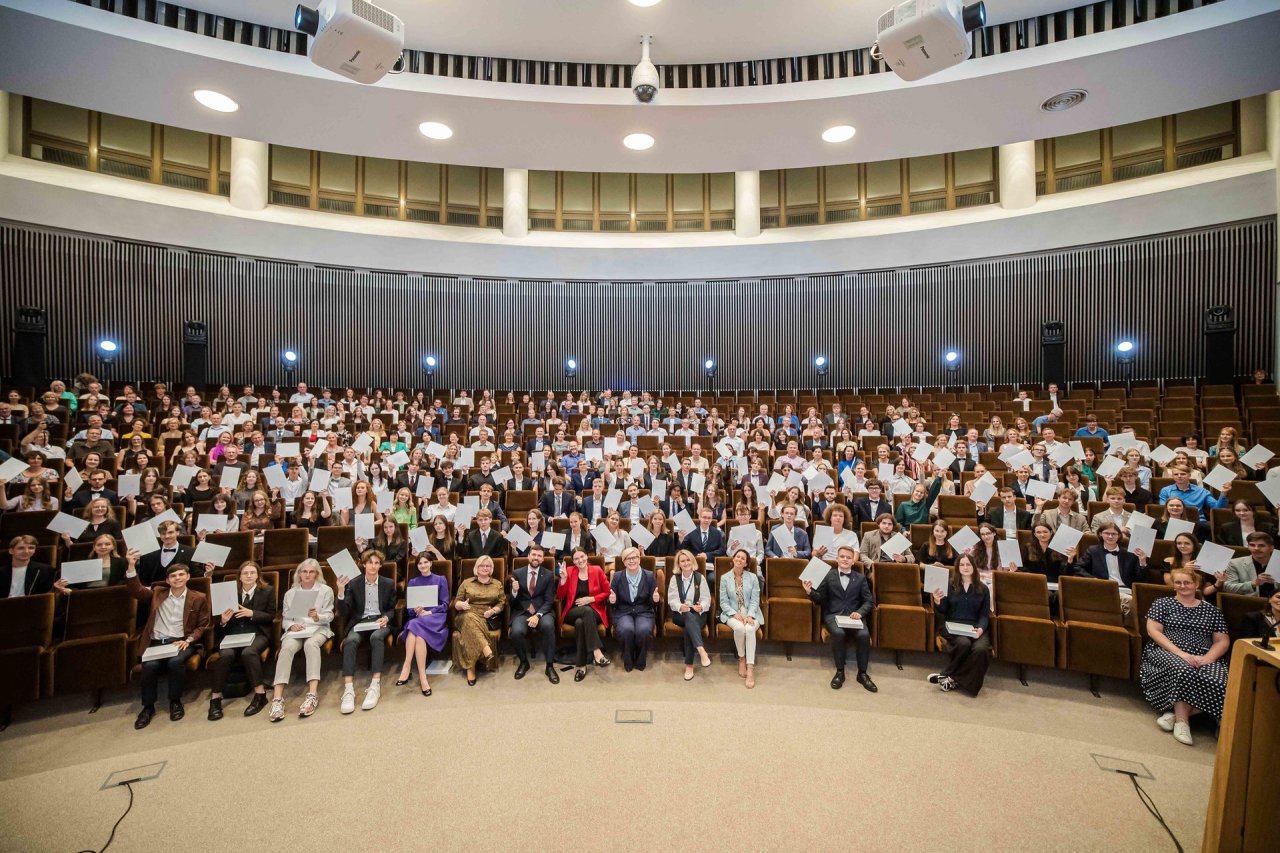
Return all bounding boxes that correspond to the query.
[0,218,1273,391]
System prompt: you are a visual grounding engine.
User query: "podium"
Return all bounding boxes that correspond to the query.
[1202,638,1280,852]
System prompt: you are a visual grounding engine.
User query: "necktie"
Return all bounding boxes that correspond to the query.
[243,591,251,607]
[528,570,536,594]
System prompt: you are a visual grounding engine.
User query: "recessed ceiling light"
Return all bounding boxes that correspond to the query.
[418,121,454,140]
[629,0,663,7]
[623,132,655,150]
[822,125,856,143]
[193,89,239,113]
[1041,90,1088,112]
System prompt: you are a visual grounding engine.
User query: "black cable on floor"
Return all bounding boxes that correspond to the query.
[77,780,134,853]
[1120,771,1183,853]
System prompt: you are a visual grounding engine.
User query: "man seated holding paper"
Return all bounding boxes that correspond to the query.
[1157,465,1231,514]
[335,549,397,714]
[1215,532,1276,598]
[859,514,915,568]
[125,561,211,730]
[464,509,509,560]
[802,546,876,692]
[1034,489,1089,534]
[982,487,1034,533]
[1073,522,1148,616]
[765,505,812,559]
[138,520,200,584]
[682,507,727,563]
[207,561,275,720]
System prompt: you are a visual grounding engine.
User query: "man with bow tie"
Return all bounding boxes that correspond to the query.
[138,520,201,585]
[803,546,878,693]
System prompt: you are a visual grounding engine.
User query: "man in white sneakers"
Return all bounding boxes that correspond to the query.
[335,549,396,713]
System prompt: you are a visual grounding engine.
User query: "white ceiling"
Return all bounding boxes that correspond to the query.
[183,0,1069,65]
[2,0,1278,174]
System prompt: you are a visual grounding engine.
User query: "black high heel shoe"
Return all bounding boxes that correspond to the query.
[394,678,410,686]
[421,687,432,697]
[594,655,611,667]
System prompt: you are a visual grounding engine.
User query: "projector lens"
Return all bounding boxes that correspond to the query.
[962,2,987,32]
[295,4,320,36]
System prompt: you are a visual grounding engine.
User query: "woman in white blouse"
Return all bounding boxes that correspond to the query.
[597,509,632,561]
[421,486,457,524]
[269,559,335,722]
[816,504,859,562]
[666,549,713,680]
[718,549,764,688]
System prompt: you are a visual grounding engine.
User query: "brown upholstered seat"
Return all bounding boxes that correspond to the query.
[1058,576,1132,695]
[870,561,930,668]
[992,571,1056,684]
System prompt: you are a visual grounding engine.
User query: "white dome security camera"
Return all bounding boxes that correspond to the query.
[633,35,659,104]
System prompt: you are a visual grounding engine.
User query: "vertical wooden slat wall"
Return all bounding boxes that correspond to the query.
[0,218,1273,391]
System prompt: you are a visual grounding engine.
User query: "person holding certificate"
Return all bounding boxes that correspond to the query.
[335,549,397,713]
[208,561,275,720]
[929,554,992,695]
[802,545,876,692]
[124,562,212,730]
[269,559,335,722]
[395,552,450,695]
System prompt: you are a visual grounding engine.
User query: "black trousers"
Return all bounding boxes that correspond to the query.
[209,635,269,693]
[563,605,602,665]
[671,609,709,664]
[510,611,557,664]
[823,614,870,673]
[139,643,196,706]
[939,628,993,696]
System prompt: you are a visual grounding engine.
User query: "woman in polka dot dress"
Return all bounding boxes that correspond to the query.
[1141,567,1231,747]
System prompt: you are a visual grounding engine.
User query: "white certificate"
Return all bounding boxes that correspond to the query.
[811,525,834,554]
[877,463,896,482]
[220,633,255,650]
[0,457,28,480]
[122,522,160,555]
[1024,479,1058,501]
[1195,541,1235,574]
[141,644,180,662]
[1259,478,1280,508]
[331,486,353,510]
[415,475,435,498]
[385,451,410,469]
[355,514,376,540]
[407,585,440,609]
[424,441,447,459]
[637,496,657,516]
[116,474,141,498]
[1240,444,1274,469]
[970,479,997,507]
[891,419,912,438]
[945,622,979,639]
[284,588,319,620]
[196,514,230,533]
[491,465,513,485]
[630,459,646,478]
[408,526,428,552]
[309,441,330,460]
[603,489,622,510]
[1163,518,1195,540]
[628,524,654,549]
[351,433,374,454]
[375,490,394,512]
[689,473,706,496]
[59,559,104,585]
[806,471,834,495]
[64,467,84,495]
[194,541,232,567]
[932,449,956,470]
[47,512,90,538]
[771,524,796,554]
[308,468,332,493]
[327,548,361,580]
[1006,450,1035,470]
[219,466,242,491]
[211,580,238,614]
[1095,456,1125,480]
[880,533,914,561]
[835,615,864,629]
[1048,444,1076,468]
[1048,524,1084,557]
[263,463,287,491]
[276,443,301,459]
[591,524,616,549]
[912,443,935,463]
[1128,525,1157,557]
[1129,511,1156,529]
[799,557,830,587]
[1201,465,1236,492]
[948,525,980,555]
[541,531,566,551]
[351,621,381,632]
[1149,445,1177,466]
[504,524,532,550]
[997,539,1023,568]
[671,510,695,536]
[458,448,475,468]
[923,565,950,595]
[150,509,182,531]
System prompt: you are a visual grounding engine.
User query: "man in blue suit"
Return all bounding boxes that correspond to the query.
[765,505,812,558]
[681,507,727,572]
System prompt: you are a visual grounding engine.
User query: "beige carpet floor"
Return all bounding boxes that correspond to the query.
[0,649,1214,852]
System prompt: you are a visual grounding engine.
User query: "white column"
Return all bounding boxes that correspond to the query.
[503,168,529,238]
[998,141,1036,210]
[0,90,10,159]
[734,170,760,238]
[229,138,268,211]
[1267,91,1280,388]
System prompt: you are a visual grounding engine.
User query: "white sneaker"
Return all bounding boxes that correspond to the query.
[340,685,356,715]
[361,682,381,711]
[1172,721,1193,746]
[268,699,285,723]
[1156,712,1175,732]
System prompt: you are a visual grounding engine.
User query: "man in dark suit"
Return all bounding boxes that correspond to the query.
[335,550,398,713]
[525,427,550,455]
[395,462,431,498]
[138,521,200,585]
[538,478,576,519]
[466,458,503,493]
[851,480,893,527]
[982,487,1034,531]
[569,460,597,495]
[124,562,211,729]
[1073,523,1144,617]
[803,546,877,692]
[578,479,610,526]
[508,544,559,683]
[681,508,726,566]
[506,460,537,494]
[435,461,466,495]
[66,469,118,510]
[948,441,977,479]
[464,510,509,560]
[1,535,57,598]
[609,558,660,671]
[473,484,509,532]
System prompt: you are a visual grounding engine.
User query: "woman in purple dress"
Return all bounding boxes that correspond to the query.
[395,552,450,696]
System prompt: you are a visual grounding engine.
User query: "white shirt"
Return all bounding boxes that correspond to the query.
[1104,550,1123,586]
[8,565,28,598]
[153,589,187,640]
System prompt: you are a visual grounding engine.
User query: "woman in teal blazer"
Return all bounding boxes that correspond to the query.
[719,549,765,688]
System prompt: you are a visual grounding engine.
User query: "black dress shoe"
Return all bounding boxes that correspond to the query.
[514,660,530,680]
[574,668,587,682]
[830,670,846,690]
[243,694,268,717]
[207,698,223,721]
[170,701,185,721]
[134,705,155,730]
[545,666,560,684]
[857,671,879,693]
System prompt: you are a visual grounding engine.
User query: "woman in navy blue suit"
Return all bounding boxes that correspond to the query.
[608,547,660,672]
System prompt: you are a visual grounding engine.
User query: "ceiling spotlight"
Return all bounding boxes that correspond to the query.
[193,89,239,113]
[814,355,829,376]
[96,339,119,364]
[944,350,960,372]
[418,121,453,140]
[623,132,655,151]
[703,358,717,376]
[822,125,856,143]
[281,349,299,371]
[421,354,437,375]
[565,358,579,379]
[1115,340,1136,364]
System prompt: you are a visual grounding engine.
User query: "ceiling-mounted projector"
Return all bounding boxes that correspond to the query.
[872,0,986,81]
[294,0,405,84]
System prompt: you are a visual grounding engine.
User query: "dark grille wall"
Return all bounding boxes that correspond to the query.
[0,218,1273,392]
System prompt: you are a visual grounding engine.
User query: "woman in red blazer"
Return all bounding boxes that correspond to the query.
[557,548,612,681]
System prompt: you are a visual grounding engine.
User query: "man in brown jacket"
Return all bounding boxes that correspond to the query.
[126,561,211,730]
